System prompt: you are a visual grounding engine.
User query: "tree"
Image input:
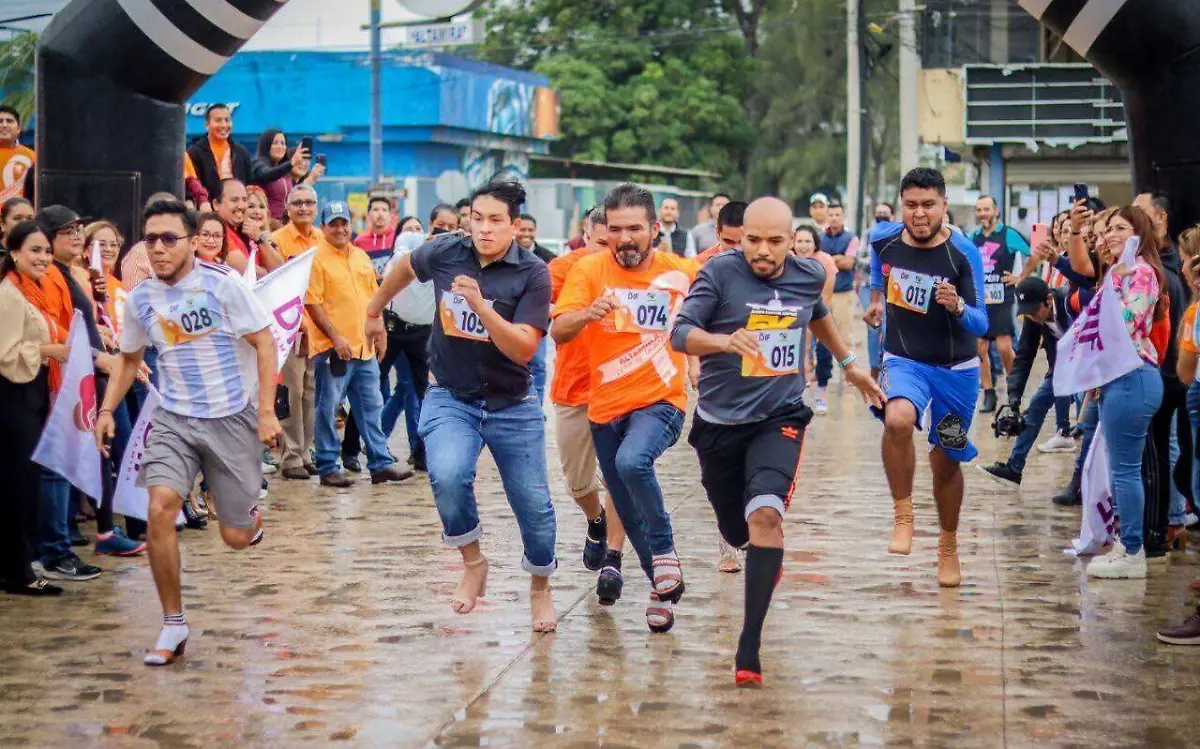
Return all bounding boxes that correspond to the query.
[0,32,37,123]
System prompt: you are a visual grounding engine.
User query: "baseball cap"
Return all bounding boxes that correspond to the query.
[1015,276,1051,317]
[36,205,86,235]
[321,201,352,225]
[809,192,829,206]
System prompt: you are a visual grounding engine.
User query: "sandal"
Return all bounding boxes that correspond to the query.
[450,556,489,614]
[652,551,685,602]
[530,587,557,633]
[646,592,674,633]
[717,538,742,573]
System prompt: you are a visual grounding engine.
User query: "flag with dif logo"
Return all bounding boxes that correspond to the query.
[1067,424,1115,556]
[253,248,315,369]
[32,311,103,500]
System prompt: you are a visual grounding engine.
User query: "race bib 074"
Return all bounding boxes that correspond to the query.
[742,329,801,377]
[612,288,671,333]
[440,292,493,341]
[984,282,1006,305]
[886,268,934,314]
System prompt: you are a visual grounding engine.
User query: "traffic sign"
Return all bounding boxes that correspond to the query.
[402,19,482,48]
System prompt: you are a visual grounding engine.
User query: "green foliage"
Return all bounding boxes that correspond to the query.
[0,32,37,124]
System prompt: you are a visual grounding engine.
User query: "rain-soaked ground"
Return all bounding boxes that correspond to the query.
[4,371,1200,748]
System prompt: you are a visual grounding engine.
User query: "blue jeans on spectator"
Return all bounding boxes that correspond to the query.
[38,469,72,564]
[1053,396,1071,433]
[858,283,882,371]
[1070,396,1101,487]
[814,341,833,388]
[1189,379,1200,510]
[590,402,684,582]
[417,386,556,575]
[530,337,548,406]
[1099,363,1163,555]
[313,352,394,476]
[1006,377,1058,473]
[1170,419,1188,525]
[381,351,421,453]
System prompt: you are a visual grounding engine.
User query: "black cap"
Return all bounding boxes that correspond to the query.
[36,205,85,235]
[1015,276,1052,317]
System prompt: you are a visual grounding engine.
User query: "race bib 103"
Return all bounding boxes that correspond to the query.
[985,282,1006,305]
[886,268,934,314]
[440,292,493,341]
[742,329,801,377]
[612,288,671,333]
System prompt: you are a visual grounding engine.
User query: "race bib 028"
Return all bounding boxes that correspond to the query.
[742,329,801,377]
[612,288,671,333]
[440,292,493,341]
[886,268,935,314]
[158,292,218,344]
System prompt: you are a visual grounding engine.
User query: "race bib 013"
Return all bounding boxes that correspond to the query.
[742,329,801,377]
[886,268,934,314]
[985,282,1006,305]
[440,292,493,341]
[612,288,671,333]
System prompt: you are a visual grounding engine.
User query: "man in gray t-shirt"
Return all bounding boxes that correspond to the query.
[670,197,883,688]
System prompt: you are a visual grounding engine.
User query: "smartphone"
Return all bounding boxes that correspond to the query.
[431,227,449,236]
[316,154,327,167]
[1073,183,1089,203]
[1031,222,1048,249]
[330,356,347,377]
[299,136,313,155]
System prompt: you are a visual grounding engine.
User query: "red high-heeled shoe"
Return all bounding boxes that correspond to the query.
[735,669,763,688]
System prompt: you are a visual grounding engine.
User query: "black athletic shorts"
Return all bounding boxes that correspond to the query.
[984,303,1015,340]
[688,404,811,549]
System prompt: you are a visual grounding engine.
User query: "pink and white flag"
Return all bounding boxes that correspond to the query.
[1053,270,1143,396]
[1067,424,1115,556]
[253,248,315,369]
[31,311,103,500]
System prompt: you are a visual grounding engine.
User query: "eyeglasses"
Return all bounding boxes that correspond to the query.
[290,199,317,208]
[198,231,224,242]
[144,232,191,248]
[56,225,84,237]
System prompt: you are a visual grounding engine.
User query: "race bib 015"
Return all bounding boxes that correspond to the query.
[886,268,934,314]
[440,292,493,341]
[612,288,671,333]
[742,329,801,377]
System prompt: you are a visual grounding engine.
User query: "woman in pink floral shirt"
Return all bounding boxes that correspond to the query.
[1087,206,1167,580]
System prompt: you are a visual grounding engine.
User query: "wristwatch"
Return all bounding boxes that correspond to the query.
[954,297,965,317]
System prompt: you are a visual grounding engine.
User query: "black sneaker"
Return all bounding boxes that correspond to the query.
[583,513,608,571]
[596,551,623,606]
[980,389,998,414]
[41,554,101,581]
[1157,606,1200,645]
[342,456,362,473]
[1053,476,1082,507]
[978,462,1021,490]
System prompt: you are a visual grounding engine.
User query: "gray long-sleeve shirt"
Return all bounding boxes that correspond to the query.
[671,251,828,424]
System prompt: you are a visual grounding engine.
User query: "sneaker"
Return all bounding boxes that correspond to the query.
[41,554,102,581]
[1157,607,1200,645]
[70,530,90,547]
[978,462,1021,490]
[1038,431,1077,454]
[1070,425,1084,439]
[94,529,146,557]
[980,389,998,413]
[814,397,828,416]
[261,461,277,475]
[262,449,279,468]
[1087,546,1147,579]
[596,551,623,606]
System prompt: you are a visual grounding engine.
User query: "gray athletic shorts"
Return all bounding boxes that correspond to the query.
[140,404,262,530]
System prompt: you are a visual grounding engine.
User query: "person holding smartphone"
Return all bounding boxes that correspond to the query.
[305,201,413,488]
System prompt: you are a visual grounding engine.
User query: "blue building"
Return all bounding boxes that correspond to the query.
[185,49,559,217]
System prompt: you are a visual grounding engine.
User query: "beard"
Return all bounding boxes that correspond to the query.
[614,241,650,268]
[749,256,783,279]
[908,218,943,242]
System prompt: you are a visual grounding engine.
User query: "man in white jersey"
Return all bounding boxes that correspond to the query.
[95,198,281,667]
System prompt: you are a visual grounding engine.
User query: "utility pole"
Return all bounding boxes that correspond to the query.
[846,0,862,234]
[899,0,919,175]
[369,0,383,186]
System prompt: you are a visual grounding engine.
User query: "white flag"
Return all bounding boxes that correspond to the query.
[253,248,316,369]
[1067,425,1116,556]
[112,386,184,523]
[243,241,259,287]
[31,311,103,500]
[1052,271,1144,396]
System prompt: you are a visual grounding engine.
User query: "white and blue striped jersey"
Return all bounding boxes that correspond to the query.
[120,262,272,418]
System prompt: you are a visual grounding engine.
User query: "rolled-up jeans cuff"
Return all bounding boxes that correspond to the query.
[522,556,558,578]
[745,493,786,520]
[442,524,483,548]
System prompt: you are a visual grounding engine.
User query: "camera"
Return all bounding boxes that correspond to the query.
[992,404,1026,438]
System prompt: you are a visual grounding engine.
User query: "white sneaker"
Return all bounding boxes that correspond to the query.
[1037,431,1076,454]
[813,388,829,415]
[261,462,278,475]
[1087,546,1147,579]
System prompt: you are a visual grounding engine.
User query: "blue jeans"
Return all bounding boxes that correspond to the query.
[1071,397,1101,484]
[1189,379,1200,509]
[858,283,882,370]
[1008,376,1058,473]
[381,351,421,452]
[530,337,548,406]
[1099,364,1163,555]
[1170,419,1188,524]
[1053,396,1071,432]
[590,402,684,582]
[417,387,556,575]
[37,469,72,563]
[814,341,833,388]
[313,352,394,475]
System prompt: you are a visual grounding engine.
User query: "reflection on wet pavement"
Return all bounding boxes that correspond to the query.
[2,379,1199,748]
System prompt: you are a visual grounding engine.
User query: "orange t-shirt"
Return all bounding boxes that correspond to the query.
[184,152,199,180]
[209,136,233,180]
[0,144,34,202]
[695,244,725,265]
[548,245,605,407]
[1181,301,1198,355]
[553,251,698,424]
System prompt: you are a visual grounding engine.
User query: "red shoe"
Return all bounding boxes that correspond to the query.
[735,669,763,688]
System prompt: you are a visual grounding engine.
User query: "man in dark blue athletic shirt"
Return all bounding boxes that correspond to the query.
[971,196,1030,412]
[864,167,987,588]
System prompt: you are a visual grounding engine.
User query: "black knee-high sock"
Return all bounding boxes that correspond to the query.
[736,545,784,673]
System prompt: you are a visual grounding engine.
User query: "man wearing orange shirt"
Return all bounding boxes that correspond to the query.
[0,105,35,203]
[186,104,306,206]
[553,184,697,633]
[695,200,747,266]
[547,207,627,586]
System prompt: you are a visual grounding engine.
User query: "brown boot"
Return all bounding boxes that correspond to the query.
[937,531,961,588]
[888,498,914,555]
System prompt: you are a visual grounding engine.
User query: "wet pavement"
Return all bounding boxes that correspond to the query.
[3,376,1200,748]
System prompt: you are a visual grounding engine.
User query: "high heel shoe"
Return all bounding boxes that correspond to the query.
[450,556,488,614]
[1168,525,1189,552]
[530,587,557,632]
[144,638,188,666]
[889,498,914,555]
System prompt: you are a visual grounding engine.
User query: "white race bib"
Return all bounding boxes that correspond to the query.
[613,288,671,333]
[159,292,218,342]
[439,292,493,341]
[742,329,801,377]
[985,282,1006,305]
[886,268,935,314]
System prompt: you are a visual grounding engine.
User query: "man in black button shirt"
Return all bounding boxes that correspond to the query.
[366,178,558,633]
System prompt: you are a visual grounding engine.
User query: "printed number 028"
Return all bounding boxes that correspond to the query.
[180,308,213,333]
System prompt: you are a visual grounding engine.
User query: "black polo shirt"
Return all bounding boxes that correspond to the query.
[410,232,551,410]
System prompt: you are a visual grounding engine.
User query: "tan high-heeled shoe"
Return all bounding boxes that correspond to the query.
[450,556,488,614]
[530,587,557,633]
[889,498,914,555]
[937,531,961,588]
[1168,525,1189,552]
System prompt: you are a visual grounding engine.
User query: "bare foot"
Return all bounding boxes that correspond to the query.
[530,585,557,632]
[451,556,488,614]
